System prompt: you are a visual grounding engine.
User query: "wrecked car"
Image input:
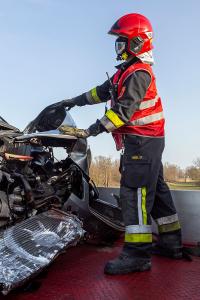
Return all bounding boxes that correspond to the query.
[0,103,122,294]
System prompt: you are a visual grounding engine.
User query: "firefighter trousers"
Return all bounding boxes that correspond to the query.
[120,135,181,259]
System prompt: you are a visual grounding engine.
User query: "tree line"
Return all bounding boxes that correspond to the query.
[89,156,200,187]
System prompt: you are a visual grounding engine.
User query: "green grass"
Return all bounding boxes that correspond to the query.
[167,182,200,190]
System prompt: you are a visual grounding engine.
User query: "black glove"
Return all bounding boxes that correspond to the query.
[87,120,108,137]
[55,92,90,109]
[46,99,77,110]
[62,98,78,109]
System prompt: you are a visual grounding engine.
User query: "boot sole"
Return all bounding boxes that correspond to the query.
[104,262,151,275]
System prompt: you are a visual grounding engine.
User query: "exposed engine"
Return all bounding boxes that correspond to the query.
[0,141,83,229]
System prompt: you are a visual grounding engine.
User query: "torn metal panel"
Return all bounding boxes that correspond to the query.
[0,209,84,295]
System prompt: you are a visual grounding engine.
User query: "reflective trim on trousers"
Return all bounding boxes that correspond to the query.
[158,221,181,233]
[156,213,179,226]
[124,188,150,243]
[125,233,152,243]
[126,225,152,234]
[138,187,147,225]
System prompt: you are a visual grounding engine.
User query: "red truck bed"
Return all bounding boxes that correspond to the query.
[2,240,200,300]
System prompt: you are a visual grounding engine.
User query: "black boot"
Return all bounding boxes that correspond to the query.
[152,230,183,259]
[104,245,151,275]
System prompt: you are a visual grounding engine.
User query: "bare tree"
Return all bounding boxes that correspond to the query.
[163,162,184,182]
[90,156,200,187]
[90,156,120,187]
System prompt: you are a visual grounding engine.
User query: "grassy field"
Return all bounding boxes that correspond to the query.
[97,182,200,190]
[167,182,200,190]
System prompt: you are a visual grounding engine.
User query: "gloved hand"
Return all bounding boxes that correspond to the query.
[61,98,77,109]
[59,120,107,138]
[59,125,89,138]
[87,119,107,136]
[44,99,77,111]
[51,93,89,110]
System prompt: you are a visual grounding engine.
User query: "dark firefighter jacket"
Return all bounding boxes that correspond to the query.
[73,57,164,149]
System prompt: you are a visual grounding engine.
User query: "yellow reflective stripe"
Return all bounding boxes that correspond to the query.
[158,221,181,234]
[91,87,101,103]
[105,109,125,128]
[125,233,152,243]
[141,187,147,225]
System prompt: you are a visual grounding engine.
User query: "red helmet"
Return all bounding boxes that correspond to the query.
[108,13,153,59]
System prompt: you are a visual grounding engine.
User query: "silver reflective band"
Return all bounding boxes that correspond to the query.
[86,91,95,104]
[137,188,143,225]
[100,115,116,132]
[130,111,164,126]
[126,225,152,234]
[139,95,159,110]
[156,213,179,226]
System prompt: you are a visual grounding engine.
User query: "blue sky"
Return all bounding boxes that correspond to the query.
[0,0,200,168]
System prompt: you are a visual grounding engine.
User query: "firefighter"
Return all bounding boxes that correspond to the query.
[57,13,183,274]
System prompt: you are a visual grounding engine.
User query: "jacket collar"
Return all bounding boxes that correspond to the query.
[115,56,140,71]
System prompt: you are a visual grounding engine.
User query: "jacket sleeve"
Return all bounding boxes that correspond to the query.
[99,70,151,132]
[73,79,112,106]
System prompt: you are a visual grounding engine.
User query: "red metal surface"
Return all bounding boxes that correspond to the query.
[2,241,200,300]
